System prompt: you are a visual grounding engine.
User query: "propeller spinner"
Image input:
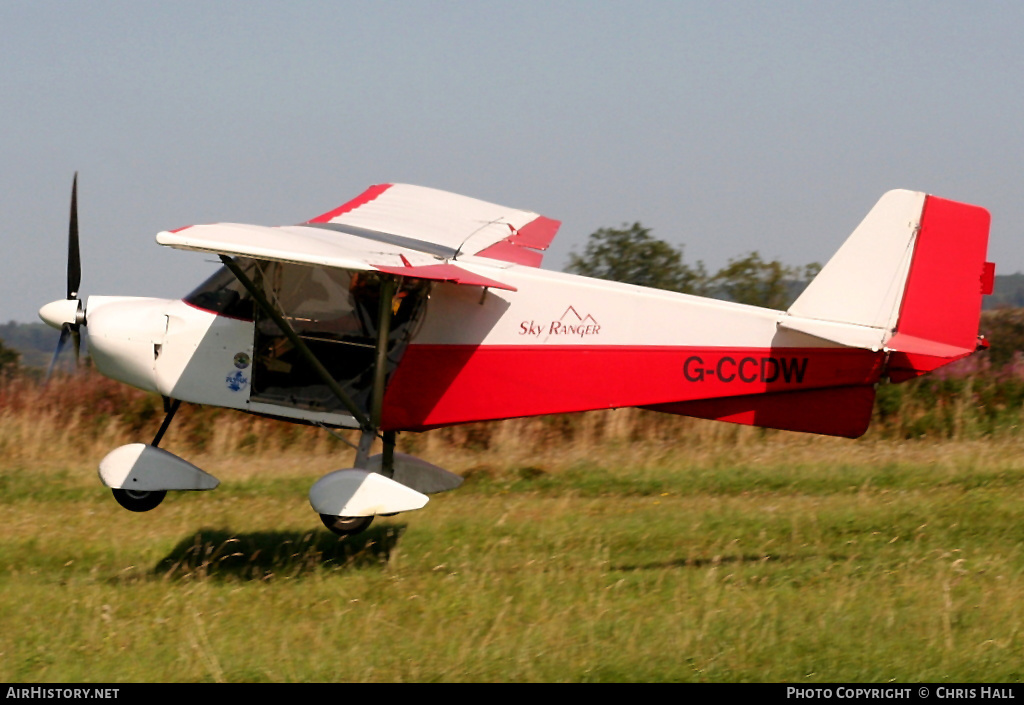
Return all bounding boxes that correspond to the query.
[39,174,87,378]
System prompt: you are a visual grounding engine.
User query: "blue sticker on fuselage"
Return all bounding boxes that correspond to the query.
[226,370,249,392]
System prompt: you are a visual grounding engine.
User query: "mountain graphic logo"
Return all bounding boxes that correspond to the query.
[543,306,602,341]
[559,306,598,325]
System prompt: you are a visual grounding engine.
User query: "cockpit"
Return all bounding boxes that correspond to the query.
[185,259,430,416]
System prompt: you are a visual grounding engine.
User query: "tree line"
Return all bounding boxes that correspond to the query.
[564,222,820,308]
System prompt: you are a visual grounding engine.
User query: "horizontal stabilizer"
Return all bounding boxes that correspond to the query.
[884,333,977,382]
[777,315,887,350]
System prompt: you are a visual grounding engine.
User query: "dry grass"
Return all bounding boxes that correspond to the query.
[2,371,1024,682]
[6,367,1023,471]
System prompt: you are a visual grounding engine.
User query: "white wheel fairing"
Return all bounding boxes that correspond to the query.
[309,469,429,518]
[98,443,219,491]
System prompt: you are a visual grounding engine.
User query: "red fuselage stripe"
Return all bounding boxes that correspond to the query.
[382,344,886,430]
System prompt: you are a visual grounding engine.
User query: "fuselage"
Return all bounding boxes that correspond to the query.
[78,258,884,435]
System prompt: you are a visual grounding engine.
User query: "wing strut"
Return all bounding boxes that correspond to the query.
[218,256,398,475]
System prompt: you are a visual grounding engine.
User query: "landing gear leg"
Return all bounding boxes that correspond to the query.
[152,397,181,447]
[381,430,396,478]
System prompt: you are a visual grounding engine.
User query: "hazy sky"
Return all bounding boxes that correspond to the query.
[3,1,1022,324]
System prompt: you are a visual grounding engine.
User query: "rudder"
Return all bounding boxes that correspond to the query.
[885,195,993,381]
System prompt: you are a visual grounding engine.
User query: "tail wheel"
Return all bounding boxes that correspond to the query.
[112,488,167,513]
[319,514,374,537]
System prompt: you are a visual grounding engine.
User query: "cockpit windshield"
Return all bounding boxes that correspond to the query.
[184,259,257,320]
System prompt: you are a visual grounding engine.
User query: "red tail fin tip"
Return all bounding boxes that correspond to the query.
[883,195,992,381]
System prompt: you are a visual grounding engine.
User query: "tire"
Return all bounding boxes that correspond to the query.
[112,488,167,513]
[319,514,374,537]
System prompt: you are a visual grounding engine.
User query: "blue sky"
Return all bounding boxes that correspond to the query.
[3,1,1022,323]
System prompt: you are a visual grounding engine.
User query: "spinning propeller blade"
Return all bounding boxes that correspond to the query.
[42,174,85,382]
[67,173,81,301]
[46,325,71,381]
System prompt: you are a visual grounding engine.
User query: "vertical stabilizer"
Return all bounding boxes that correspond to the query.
[786,190,993,381]
[787,190,924,339]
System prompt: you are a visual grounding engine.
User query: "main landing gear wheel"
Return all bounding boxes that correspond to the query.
[319,514,374,537]
[112,488,167,513]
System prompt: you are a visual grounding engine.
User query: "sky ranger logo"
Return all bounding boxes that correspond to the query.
[519,306,602,342]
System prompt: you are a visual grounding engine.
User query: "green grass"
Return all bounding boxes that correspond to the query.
[2,437,1023,683]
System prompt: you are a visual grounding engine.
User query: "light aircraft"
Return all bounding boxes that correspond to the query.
[39,177,994,535]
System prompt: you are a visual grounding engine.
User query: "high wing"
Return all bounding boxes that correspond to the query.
[156,183,561,291]
[307,183,561,265]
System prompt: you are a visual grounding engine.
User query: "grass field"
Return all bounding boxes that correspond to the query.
[1,371,1024,682]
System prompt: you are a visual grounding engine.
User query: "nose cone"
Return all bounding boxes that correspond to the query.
[39,299,84,330]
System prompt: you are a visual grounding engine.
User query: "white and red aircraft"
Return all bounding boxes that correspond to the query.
[39,177,994,535]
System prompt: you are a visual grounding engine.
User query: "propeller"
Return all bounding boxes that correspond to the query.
[39,173,86,381]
